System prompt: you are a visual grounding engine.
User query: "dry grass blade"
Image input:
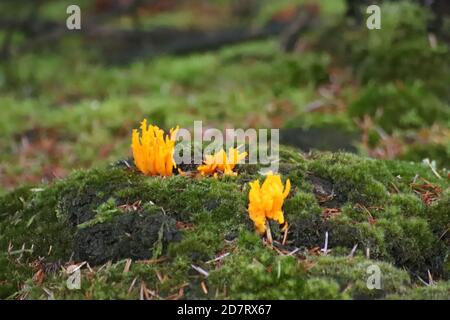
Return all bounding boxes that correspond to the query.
[287,248,299,256]
[320,231,329,255]
[86,263,94,273]
[146,288,160,300]
[201,281,208,295]
[128,277,138,293]
[155,270,166,283]
[166,284,187,300]
[417,276,430,286]
[191,264,209,277]
[348,244,358,258]
[265,221,273,247]
[66,261,86,274]
[139,282,158,300]
[439,227,449,240]
[123,259,132,273]
[206,252,230,264]
[42,287,54,300]
[139,282,145,300]
[427,270,434,286]
[137,256,168,265]
[282,225,289,245]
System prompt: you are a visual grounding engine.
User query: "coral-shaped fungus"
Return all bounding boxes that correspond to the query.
[198,148,247,177]
[248,172,290,234]
[132,119,179,176]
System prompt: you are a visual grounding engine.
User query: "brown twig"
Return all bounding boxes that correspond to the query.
[265,221,273,247]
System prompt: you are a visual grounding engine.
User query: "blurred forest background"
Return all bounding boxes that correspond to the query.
[0,0,449,193]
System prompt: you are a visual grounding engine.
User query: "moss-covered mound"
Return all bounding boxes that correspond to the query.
[0,147,448,299]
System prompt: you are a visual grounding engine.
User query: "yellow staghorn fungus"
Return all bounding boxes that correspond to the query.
[197,147,247,177]
[131,119,179,176]
[248,172,291,235]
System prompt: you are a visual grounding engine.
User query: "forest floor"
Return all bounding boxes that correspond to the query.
[0,0,448,299]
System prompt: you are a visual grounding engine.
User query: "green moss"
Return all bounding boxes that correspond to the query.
[428,189,450,238]
[386,194,425,218]
[289,210,388,260]
[77,198,121,229]
[0,185,33,223]
[377,217,446,279]
[208,245,312,299]
[307,152,391,206]
[283,152,447,279]
[387,281,450,300]
[74,210,180,265]
[348,82,449,132]
[168,222,225,262]
[287,197,446,279]
[382,160,447,190]
[56,167,146,227]
[285,191,321,218]
[401,144,450,169]
[347,1,450,97]
[277,146,304,164]
[0,182,73,260]
[302,278,347,300]
[275,52,331,87]
[308,256,411,299]
[0,253,34,299]
[23,257,192,300]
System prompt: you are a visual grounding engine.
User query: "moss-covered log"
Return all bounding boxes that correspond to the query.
[0,147,448,299]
